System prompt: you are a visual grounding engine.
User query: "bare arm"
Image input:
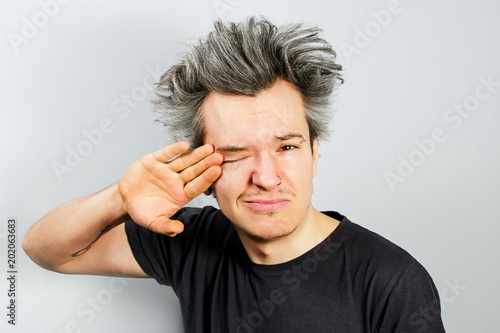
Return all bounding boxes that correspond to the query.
[22,142,223,277]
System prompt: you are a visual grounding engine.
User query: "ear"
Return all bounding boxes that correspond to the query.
[312,139,319,177]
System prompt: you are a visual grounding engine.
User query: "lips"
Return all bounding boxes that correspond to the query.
[243,198,291,212]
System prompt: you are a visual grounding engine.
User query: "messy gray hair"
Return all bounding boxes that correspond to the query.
[153,16,343,149]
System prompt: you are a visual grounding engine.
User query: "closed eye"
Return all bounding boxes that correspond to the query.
[221,156,250,165]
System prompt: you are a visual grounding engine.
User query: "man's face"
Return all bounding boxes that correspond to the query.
[202,80,319,242]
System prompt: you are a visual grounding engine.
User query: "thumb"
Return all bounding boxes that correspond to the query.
[149,217,185,237]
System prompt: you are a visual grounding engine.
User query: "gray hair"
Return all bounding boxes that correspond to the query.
[153,16,343,149]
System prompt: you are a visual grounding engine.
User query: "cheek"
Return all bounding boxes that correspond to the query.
[281,158,315,191]
[213,168,243,202]
[281,155,312,175]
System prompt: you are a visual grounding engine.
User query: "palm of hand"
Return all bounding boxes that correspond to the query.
[118,142,223,236]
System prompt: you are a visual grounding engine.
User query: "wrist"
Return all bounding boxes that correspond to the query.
[107,183,129,223]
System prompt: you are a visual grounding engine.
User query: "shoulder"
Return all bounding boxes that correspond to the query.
[333,213,415,261]
[328,214,444,331]
[324,212,442,322]
[324,211,422,284]
[125,206,237,286]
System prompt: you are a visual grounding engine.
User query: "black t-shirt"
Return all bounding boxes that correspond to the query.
[125,206,445,333]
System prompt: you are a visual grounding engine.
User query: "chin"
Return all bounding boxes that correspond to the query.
[236,220,298,243]
[246,231,294,243]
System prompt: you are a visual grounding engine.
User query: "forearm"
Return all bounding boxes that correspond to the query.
[23,183,129,271]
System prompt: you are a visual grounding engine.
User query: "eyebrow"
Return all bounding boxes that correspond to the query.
[275,132,307,142]
[215,132,306,153]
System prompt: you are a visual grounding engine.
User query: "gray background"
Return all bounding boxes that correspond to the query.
[1,0,499,332]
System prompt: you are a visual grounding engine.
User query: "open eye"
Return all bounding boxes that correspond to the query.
[279,145,298,151]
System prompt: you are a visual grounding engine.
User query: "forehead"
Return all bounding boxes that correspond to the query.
[201,80,309,146]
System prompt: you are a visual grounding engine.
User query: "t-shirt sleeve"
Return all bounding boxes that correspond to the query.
[376,259,446,333]
[125,218,172,286]
[124,206,226,288]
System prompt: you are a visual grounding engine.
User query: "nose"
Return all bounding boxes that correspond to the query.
[250,153,281,191]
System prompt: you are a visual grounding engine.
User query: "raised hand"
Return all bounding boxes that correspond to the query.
[118,141,223,236]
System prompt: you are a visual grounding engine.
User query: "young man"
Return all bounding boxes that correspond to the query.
[23,17,445,332]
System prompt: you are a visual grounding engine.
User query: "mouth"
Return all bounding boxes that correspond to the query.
[242,198,291,212]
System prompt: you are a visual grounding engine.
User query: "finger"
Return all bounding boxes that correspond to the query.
[179,152,223,183]
[168,144,216,173]
[184,165,222,200]
[151,141,190,162]
[149,217,185,237]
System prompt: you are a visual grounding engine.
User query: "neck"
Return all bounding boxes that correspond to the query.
[236,208,339,265]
